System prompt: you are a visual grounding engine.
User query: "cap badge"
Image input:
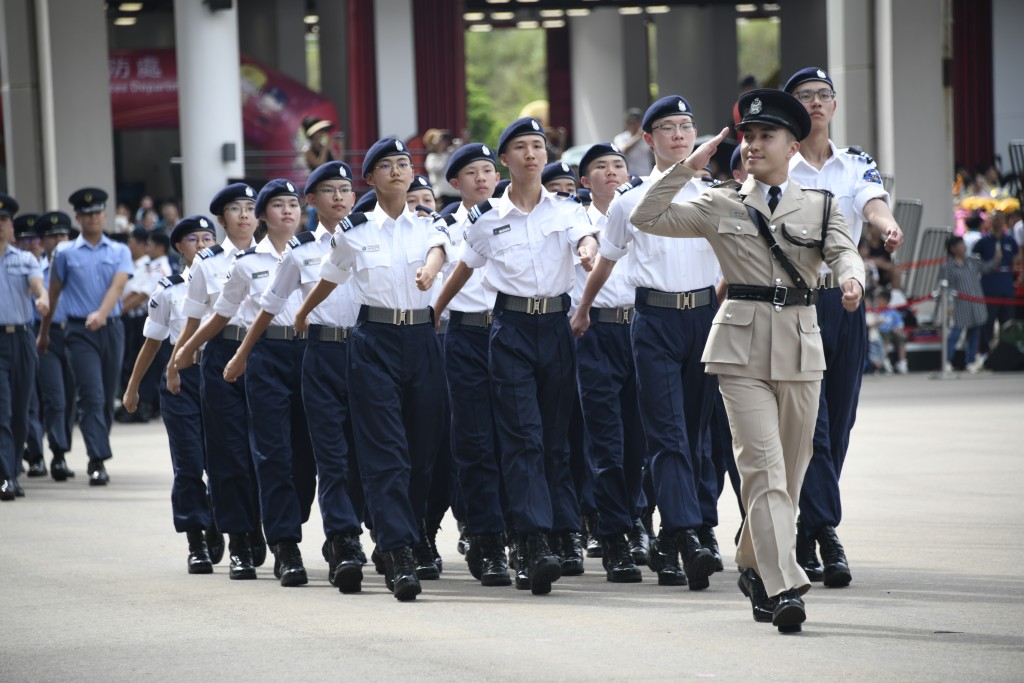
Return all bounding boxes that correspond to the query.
[199,218,209,228]
[816,69,827,78]
[749,98,763,115]
[481,145,490,156]
[245,186,255,197]
[612,144,621,153]
[84,193,93,202]
[27,218,34,226]
[286,182,295,192]
[561,162,570,172]
[51,215,58,224]
[396,141,405,151]
[418,177,427,186]
[339,167,347,177]
[678,100,687,112]
[531,119,540,131]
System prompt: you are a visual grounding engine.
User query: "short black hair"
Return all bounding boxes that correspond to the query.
[148,230,170,252]
[946,234,964,256]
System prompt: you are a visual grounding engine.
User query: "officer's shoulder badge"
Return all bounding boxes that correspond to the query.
[197,244,224,260]
[711,179,741,191]
[158,274,185,289]
[555,191,583,204]
[468,199,494,224]
[861,168,883,185]
[340,212,369,233]
[844,146,876,165]
[615,177,644,195]
[287,231,317,249]
[235,246,258,259]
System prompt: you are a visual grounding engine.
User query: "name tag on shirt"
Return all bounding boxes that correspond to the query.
[252,271,269,279]
[493,225,511,235]
[362,245,381,252]
[303,258,321,266]
[730,209,747,218]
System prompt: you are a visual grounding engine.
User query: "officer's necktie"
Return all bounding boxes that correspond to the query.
[767,185,781,214]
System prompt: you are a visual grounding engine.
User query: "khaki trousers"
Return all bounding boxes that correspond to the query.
[718,374,819,597]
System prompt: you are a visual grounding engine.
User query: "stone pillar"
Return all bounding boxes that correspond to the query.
[621,14,650,112]
[824,0,877,159]
[374,0,417,141]
[173,0,245,218]
[0,0,45,207]
[318,0,350,136]
[779,0,828,83]
[569,7,626,145]
[992,0,1024,165]
[238,0,306,83]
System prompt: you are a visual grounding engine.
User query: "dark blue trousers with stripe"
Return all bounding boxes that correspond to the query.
[160,361,212,533]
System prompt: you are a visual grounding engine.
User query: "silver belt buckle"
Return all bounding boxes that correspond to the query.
[530,297,548,315]
[619,307,632,324]
[676,291,692,310]
[3,325,15,334]
[392,309,408,325]
[772,286,788,307]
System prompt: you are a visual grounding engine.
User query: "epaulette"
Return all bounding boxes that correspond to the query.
[555,191,583,204]
[339,212,369,233]
[468,200,494,224]
[235,246,258,259]
[711,179,741,190]
[197,244,224,260]
[158,274,185,289]
[804,187,836,199]
[615,177,644,195]
[287,230,317,249]
[844,146,876,165]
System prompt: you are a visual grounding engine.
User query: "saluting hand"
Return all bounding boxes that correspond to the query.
[684,127,731,174]
[841,279,864,312]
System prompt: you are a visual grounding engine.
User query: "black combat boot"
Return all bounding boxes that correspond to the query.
[227,533,256,580]
[465,533,483,580]
[796,517,824,582]
[412,531,441,581]
[559,532,585,576]
[186,530,213,575]
[817,525,852,588]
[647,531,687,586]
[582,514,602,558]
[697,524,723,573]
[513,534,531,591]
[205,523,225,565]
[478,535,512,587]
[274,541,308,587]
[328,533,364,593]
[384,546,422,601]
[676,528,716,591]
[525,533,562,595]
[601,534,642,583]
[249,526,267,568]
[627,517,650,566]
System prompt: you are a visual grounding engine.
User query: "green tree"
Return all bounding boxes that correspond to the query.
[465,28,547,144]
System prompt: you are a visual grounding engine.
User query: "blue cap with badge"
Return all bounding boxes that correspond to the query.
[170,215,217,252]
[13,213,38,238]
[255,179,300,218]
[362,138,411,178]
[209,182,257,216]
[0,193,18,218]
[541,161,576,185]
[579,143,626,178]
[68,187,107,215]
[352,189,377,213]
[736,88,812,141]
[36,211,76,238]
[408,175,433,192]
[642,96,694,132]
[497,117,546,156]
[446,143,498,181]
[304,161,354,195]
[783,67,833,94]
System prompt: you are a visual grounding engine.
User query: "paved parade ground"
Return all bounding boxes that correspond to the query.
[3,371,1023,681]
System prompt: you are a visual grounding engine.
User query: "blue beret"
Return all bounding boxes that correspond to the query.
[730,145,744,174]
[352,189,377,213]
[541,161,576,185]
[362,137,411,177]
[493,178,511,198]
[408,174,433,192]
[0,193,19,218]
[783,67,833,94]
[497,117,546,155]
[13,213,37,236]
[209,182,257,216]
[642,96,694,132]
[446,143,497,181]
[36,211,75,237]
[170,215,217,252]
[68,187,107,214]
[304,161,354,195]
[255,179,300,218]
[578,143,626,177]
[736,88,812,141]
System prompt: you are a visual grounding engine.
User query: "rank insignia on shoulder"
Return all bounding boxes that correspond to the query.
[287,231,316,249]
[845,146,876,165]
[862,168,882,185]
[149,299,159,308]
[197,244,224,260]
[340,212,369,233]
[236,246,258,258]
[615,177,644,195]
[468,200,494,224]
[158,275,184,289]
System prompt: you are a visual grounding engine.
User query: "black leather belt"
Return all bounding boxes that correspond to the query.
[636,287,713,310]
[359,305,432,326]
[67,316,88,324]
[818,272,835,289]
[727,284,819,307]
[221,325,247,341]
[313,325,350,343]
[263,325,306,341]
[450,311,493,328]
[1,324,30,334]
[495,292,568,315]
[592,307,634,324]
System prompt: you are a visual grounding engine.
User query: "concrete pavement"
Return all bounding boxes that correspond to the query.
[2,371,1023,681]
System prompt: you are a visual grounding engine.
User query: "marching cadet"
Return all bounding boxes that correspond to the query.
[229,165,367,594]
[170,183,264,581]
[784,67,903,588]
[407,174,437,215]
[33,212,78,481]
[295,138,449,601]
[572,96,721,591]
[122,216,218,573]
[570,143,646,582]
[630,88,865,633]
[541,161,578,195]
[14,213,48,478]
[38,188,132,486]
[433,118,599,596]
[0,195,49,500]
[179,180,314,588]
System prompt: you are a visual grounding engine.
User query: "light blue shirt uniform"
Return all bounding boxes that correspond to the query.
[1,244,42,324]
[51,235,133,318]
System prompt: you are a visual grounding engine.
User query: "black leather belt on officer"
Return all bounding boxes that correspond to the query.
[494,292,569,315]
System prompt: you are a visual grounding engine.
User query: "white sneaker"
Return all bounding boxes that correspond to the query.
[882,359,894,375]
[967,357,985,374]
[943,362,955,374]
[895,359,908,374]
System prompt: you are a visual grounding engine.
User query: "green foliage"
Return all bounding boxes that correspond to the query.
[737,17,780,87]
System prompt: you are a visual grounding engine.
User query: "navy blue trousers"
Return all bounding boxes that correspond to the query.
[160,363,211,533]
[489,304,579,535]
[245,336,317,546]
[200,336,260,535]
[800,291,866,534]
[347,320,443,552]
[65,318,123,461]
[302,329,362,538]
[630,296,717,532]
[569,388,596,521]
[710,390,743,517]
[24,382,45,463]
[444,315,506,536]
[36,323,75,456]
[577,316,648,537]
[0,328,36,481]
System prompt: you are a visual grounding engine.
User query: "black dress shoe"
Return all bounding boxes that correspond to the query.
[796,517,824,582]
[27,459,48,478]
[50,455,74,481]
[205,525,225,565]
[772,589,807,633]
[12,479,25,497]
[736,568,775,623]
[816,526,852,588]
[697,524,724,573]
[227,534,256,580]
[601,534,643,583]
[249,527,267,567]
[87,459,109,486]
[0,480,16,501]
[384,546,422,601]
[186,530,214,574]
[526,533,562,595]
[677,528,716,591]
[327,533,364,593]
[627,517,649,566]
[647,534,687,586]
[477,535,512,587]
[274,541,308,587]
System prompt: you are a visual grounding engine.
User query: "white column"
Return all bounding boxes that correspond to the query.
[992,0,1024,165]
[569,8,626,145]
[374,0,417,141]
[0,0,45,208]
[825,0,877,161]
[318,0,349,134]
[173,0,245,218]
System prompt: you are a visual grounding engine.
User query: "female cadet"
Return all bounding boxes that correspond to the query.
[122,216,218,573]
[295,138,448,602]
[170,183,263,581]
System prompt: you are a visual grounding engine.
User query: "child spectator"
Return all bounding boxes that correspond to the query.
[876,290,908,374]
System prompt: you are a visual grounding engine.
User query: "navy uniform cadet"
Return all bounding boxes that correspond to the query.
[38,188,132,486]
[170,183,264,580]
[33,212,78,481]
[541,161,578,195]
[437,142,511,586]
[295,138,449,601]
[571,96,721,590]
[352,188,377,214]
[406,174,437,215]
[13,213,48,478]
[784,67,903,588]
[0,195,49,500]
[230,164,367,594]
[433,118,599,596]
[122,216,218,573]
[182,180,315,588]
[630,89,865,633]
[569,143,646,582]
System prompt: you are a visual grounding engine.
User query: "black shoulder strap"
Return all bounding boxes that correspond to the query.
[745,204,810,289]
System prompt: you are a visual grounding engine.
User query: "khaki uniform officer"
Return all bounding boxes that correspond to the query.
[630,89,864,633]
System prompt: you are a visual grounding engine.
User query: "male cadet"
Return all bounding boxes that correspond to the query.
[433,117,599,596]
[295,138,449,601]
[630,89,865,633]
[169,183,264,580]
[784,67,903,588]
[541,161,578,194]
[13,213,47,477]
[0,195,49,499]
[122,216,219,573]
[34,212,77,480]
[570,143,646,582]
[571,96,721,591]
[38,188,133,486]
[407,174,437,215]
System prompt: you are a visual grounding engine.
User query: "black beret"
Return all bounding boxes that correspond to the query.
[497,117,546,156]
[642,96,694,132]
[209,182,257,216]
[13,213,38,237]
[736,88,812,141]
[493,179,511,198]
[68,187,107,214]
[36,211,75,238]
[304,161,354,195]
[783,67,834,94]
[541,161,576,185]
[352,189,377,213]
[408,175,433,192]
[362,138,411,177]
[255,179,300,218]
[170,215,217,252]
[578,143,626,177]
[446,143,497,181]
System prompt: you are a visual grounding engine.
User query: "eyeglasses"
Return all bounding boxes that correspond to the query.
[793,88,836,103]
[374,160,412,173]
[652,122,695,135]
[317,186,354,197]
[223,204,256,216]
[183,234,217,246]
